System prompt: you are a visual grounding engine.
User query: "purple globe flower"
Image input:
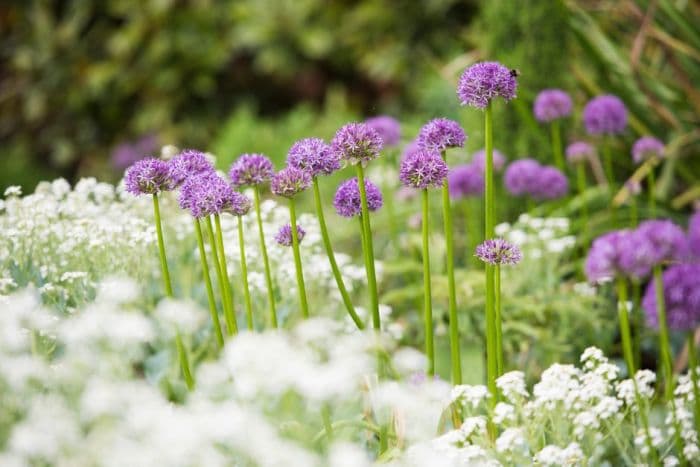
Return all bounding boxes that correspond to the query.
[365,116,401,147]
[229,154,275,188]
[224,191,252,217]
[333,177,383,218]
[531,166,569,201]
[689,211,700,260]
[503,159,541,196]
[625,179,642,196]
[416,118,466,153]
[286,138,340,177]
[275,224,306,247]
[631,136,665,164]
[399,150,448,190]
[565,141,596,165]
[583,95,628,135]
[643,263,700,331]
[111,134,158,171]
[179,172,232,218]
[125,158,173,195]
[636,219,688,266]
[471,148,507,173]
[331,122,383,166]
[168,149,215,188]
[475,238,522,265]
[533,89,573,122]
[585,230,642,283]
[448,164,484,199]
[270,166,312,198]
[457,61,518,109]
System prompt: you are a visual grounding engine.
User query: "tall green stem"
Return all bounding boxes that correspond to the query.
[312,178,364,329]
[648,167,657,218]
[687,331,700,431]
[632,281,642,369]
[484,103,498,408]
[175,331,194,390]
[289,198,309,319]
[208,216,236,336]
[550,120,565,172]
[495,266,503,376]
[576,163,589,225]
[194,218,224,347]
[152,193,173,297]
[654,265,674,400]
[356,165,380,330]
[602,139,614,189]
[253,186,278,328]
[421,189,435,376]
[237,216,254,330]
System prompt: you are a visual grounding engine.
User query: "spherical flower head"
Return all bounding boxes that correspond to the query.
[223,191,252,217]
[457,61,518,109]
[125,158,173,195]
[565,141,596,165]
[448,164,484,199]
[533,89,573,122]
[275,223,305,247]
[178,173,231,218]
[503,159,541,196]
[643,264,700,331]
[583,95,628,135]
[585,230,633,283]
[417,118,466,153]
[689,211,700,260]
[531,166,569,201]
[471,148,507,173]
[636,219,688,266]
[168,149,215,188]
[365,116,401,147]
[228,154,275,187]
[331,122,383,166]
[270,166,312,198]
[333,177,383,218]
[399,150,448,190]
[286,138,340,177]
[475,238,523,266]
[632,136,665,164]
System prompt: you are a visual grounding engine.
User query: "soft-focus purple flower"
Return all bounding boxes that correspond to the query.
[399,150,448,190]
[689,211,700,259]
[333,177,383,218]
[457,61,518,109]
[448,164,484,199]
[585,230,638,283]
[396,186,419,202]
[331,123,383,166]
[365,116,401,147]
[503,159,541,196]
[169,149,216,188]
[617,229,656,281]
[631,136,665,164]
[223,191,252,216]
[270,166,312,198]
[636,219,688,266]
[624,179,642,196]
[111,134,159,171]
[583,95,628,135]
[643,264,700,331]
[565,141,596,165]
[475,238,522,265]
[275,224,306,247]
[531,166,569,200]
[286,138,339,177]
[417,118,466,153]
[471,148,507,173]
[125,158,173,195]
[533,89,573,122]
[229,154,275,187]
[178,172,232,218]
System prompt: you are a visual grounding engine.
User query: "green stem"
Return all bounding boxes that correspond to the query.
[253,186,278,328]
[379,424,389,455]
[495,265,503,376]
[356,165,380,330]
[632,281,642,369]
[648,167,657,218]
[576,163,589,225]
[484,103,498,416]
[194,218,224,347]
[208,216,236,336]
[175,331,194,390]
[321,405,334,442]
[237,216,254,330]
[654,265,674,400]
[152,193,173,297]
[550,120,565,172]
[214,215,238,334]
[312,178,364,329]
[421,189,435,377]
[289,198,309,319]
[687,331,700,432]
[602,139,615,189]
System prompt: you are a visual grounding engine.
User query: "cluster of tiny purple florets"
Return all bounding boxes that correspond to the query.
[631,136,665,164]
[565,141,595,165]
[643,263,700,331]
[583,94,628,135]
[270,166,312,198]
[471,148,507,173]
[333,177,383,218]
[365,116,401,147]
[224,191,252,217]
[457,61,518,109]
[399,150,448,190]
[448,164,484,199]
[286,138,340,177]
[416,118,466,153]
[533,89,573,122]
[179,172,233,219]
[124,158,173,195]
[331,123,384,166]
[503,159,568,200]
[229,154,275,187]
[275,224,306,247]
[169,149,215,188]
[475,238,523,265]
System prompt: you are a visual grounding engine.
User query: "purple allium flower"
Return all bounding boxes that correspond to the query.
[229,154,275,188]
[457,61,518,109]
[399,150,448,190]
[585,230,635,283]
[530,166,569,200]
[632,136,665,164]
[475,238,523,265]
[275,224,306,247]
[125,158,173,195]
[270,166,312,198]
[583,95,628,135]
[503,159,541,196]
[224,191,252,217]
[417,118,466,153]
[471,148,507,173]
[333,177,383,218]
[689,211,700,259]
[331,123,383,166]
[168,149,216,188]
[533,89,573,122]
[635,219,688,266]
[642,263,700,331]
[565,141,596,165]
[448,164,484,199]
[286,138,339,177]
[365,116,401,147]
[111,134,158,171]
[178,173,232,218]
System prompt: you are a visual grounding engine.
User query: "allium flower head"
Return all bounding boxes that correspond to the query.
[223,191,252,216]
[399,150,448,190]
[635,219,688,266]
[583,95,628,135]
[585,230,641,283]
[457,61,518,109]
[475,238,522,265]
[631,136,665,164]
[228,154,275,187]
[565,142,596,165]
[275,224,305,247]
[643,264,700,331]
[168,149,215,188]
[417,118,466,153]
[270,166,312,198]
[331,123,383,166]
[472,148,506,173]
[689,211,700,260]
[448,164,484,199]
[533,89,573,122]
[503,159,541,196]
[125,158,173,195]
[178,172,232,218]
[333,177,383,218]
[531,166,569,201]
[286,137,339,177]
[365,116,401,147]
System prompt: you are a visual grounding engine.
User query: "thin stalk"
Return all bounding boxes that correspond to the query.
[687,331,700,431]
[379,423,389,455]
[214,214,238,334]
[175,331,194,390]
[550,120,565,172]
[421,189,435,376]
[632,281,642,369]
[194,219,224,347]
[237,216,254,330]
[648,167,657,218]
[495,265,503,376]
[484,103,498,413]
[253,186,278,328]
[602,139,615,189]
[312,178,364,329]
[356,165,380,330]
[289,198,309,319]
[208,216,236,336]
[654,265,675,400]
[321,405,334,442]
[152,193,173,297]
[576,163,589,225]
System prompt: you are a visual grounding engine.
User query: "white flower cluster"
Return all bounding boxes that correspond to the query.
[495,214,576,258]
